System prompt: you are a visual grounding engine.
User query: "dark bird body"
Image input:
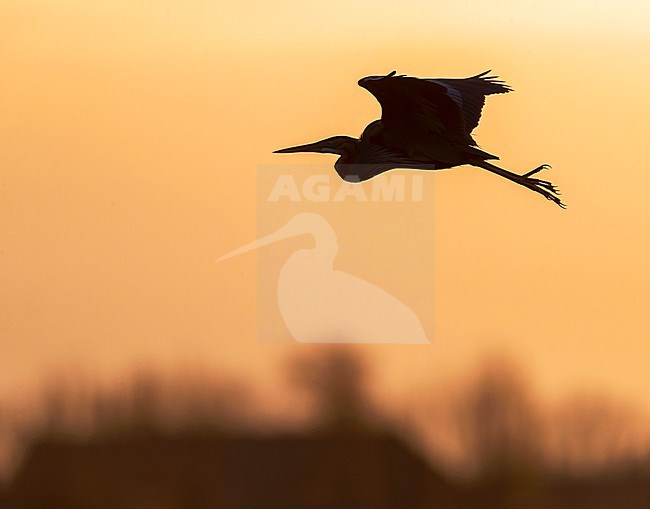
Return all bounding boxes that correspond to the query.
[275,71,564,207]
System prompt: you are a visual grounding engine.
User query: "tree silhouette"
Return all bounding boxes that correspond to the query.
[455,356,542,480]
[545,393,650,475]
[289,347,375,431]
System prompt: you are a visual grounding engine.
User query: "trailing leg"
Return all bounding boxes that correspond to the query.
[471,160,565,208]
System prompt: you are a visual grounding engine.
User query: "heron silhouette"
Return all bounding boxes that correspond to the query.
[218,213,429,343]
[275,71,564,208]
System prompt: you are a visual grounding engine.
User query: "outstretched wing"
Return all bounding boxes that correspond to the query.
[359,70,512,142]
[359,71,466,142]
[433,70,512,135]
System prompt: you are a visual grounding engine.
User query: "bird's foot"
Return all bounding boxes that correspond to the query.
[517,164,565,208]
[523,163,551,178]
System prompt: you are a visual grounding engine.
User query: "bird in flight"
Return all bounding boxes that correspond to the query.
[274,71,564,208]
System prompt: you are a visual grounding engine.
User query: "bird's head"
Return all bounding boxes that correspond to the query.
[274,135,395,183]
[274,136,361,182]
[273,136,357,157]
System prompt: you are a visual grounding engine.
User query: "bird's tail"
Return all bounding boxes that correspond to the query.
[464,144,499,160]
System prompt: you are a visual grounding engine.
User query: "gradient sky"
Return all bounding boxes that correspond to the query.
[1,0,649,431]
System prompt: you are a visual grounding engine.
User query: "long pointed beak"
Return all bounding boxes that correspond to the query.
[273,141,330,154]
[216,225,294,262]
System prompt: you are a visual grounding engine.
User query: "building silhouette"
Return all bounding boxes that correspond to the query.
[1,430,460,509]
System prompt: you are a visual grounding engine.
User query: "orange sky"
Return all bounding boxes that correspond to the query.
[1,0,649,430]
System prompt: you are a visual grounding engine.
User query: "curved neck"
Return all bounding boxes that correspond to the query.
[334,140,360,174]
